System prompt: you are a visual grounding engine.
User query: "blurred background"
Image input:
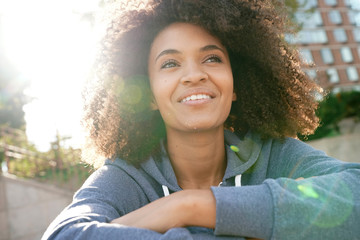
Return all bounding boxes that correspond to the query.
[0,0,359,239]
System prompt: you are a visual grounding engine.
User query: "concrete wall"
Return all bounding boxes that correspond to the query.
[0,174,73,240]
[307,119,360,163]
[308,133,360,163]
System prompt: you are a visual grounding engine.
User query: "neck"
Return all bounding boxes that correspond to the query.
[165,127,226,189]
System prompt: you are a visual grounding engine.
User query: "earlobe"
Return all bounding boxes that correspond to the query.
[232,92,237,101]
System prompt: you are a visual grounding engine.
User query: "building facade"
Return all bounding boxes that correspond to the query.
[289,0,360,92]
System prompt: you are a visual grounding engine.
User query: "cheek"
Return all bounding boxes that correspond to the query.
[220,72,235,106]
[216,70,234,94]
[150,78,174,107]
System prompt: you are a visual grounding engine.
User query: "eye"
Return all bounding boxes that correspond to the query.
[204,54,222,63]
[161,60,180,69]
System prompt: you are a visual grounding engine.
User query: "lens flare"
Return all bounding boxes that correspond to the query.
[115,75,153,121]
[296,178,354,228]
[230,145,240,152]
[297,184,319,199]
[124,85,142,105]
[113,75,125,94]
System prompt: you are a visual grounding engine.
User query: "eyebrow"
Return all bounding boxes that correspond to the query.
[155,49,181,62]
[199,45,226,54]
[154,44,226,62]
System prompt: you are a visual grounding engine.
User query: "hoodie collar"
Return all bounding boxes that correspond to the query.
[140,130,263,193]
[223,130,262,179]
[140,141,182,192]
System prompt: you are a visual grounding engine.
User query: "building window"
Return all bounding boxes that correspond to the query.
[321,48,334,64]
[333,28,347,42]
[353,28,360,42]
[299,30,328,44]
[299,49,314,64]
[298,0,318,9]
[329,10,342,24]
[326,68,340,83]
[313,11,323,26]
[347,0,360,9]
[340,47,353,63]
[325,0,337,6]
[285,33,297,44]
[348,11,355,25]
[347,67,359,81]
[304,69,317,80]
[348,11,357,25]
[313,30,328,43]
[348,11,360,26]
[299,31,311,44]
[295,10,323,27]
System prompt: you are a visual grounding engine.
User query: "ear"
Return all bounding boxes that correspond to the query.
[150,97,158,110]
[232,92,237,101]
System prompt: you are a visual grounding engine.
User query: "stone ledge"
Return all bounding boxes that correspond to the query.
[308,132,360,163]
[0,173,74,197]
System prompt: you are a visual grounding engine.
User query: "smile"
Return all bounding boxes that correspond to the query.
[180,94,212,103]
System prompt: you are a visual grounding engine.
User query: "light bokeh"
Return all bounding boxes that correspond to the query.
[1,0,101,151]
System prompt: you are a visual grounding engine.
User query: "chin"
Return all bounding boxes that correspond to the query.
[181,121,223,132]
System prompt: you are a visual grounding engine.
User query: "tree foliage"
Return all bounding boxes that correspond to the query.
[299,91,360,141]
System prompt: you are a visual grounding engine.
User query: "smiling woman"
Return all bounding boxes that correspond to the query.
[43,0,360,239]
[0,0,100,150]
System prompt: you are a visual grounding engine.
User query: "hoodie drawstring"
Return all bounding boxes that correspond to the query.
[235,174,242,187]
[162,185,170,197]
[161,174,242,197]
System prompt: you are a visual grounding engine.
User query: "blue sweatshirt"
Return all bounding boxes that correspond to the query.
[42,130,360,239]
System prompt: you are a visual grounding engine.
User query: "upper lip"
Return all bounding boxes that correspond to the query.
[177,88,216,102]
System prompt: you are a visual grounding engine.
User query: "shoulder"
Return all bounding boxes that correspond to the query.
[82,159,138,190]
[74,159,151,214]
[269,136,327,159]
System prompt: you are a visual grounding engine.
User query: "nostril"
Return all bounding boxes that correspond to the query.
[180,71,208,84]
[200,73,208,81]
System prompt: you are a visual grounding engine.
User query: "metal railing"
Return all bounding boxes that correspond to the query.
[0,127,93,192]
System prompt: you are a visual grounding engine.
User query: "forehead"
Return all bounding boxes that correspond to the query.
[149,22,224,57]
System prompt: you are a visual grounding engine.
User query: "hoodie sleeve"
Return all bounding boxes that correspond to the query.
[42,164,246,240]
[211,138,360,240]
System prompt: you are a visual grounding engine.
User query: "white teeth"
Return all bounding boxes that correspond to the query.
[180,94,211,103]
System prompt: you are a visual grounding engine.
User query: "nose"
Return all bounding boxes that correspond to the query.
[180,62,208,84]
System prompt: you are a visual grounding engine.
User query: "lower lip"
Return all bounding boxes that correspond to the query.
[180,98,213,105]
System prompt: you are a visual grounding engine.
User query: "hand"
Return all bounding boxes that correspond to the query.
[111,189,216,233]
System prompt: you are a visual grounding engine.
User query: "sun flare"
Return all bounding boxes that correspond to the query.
[1,0,101,150]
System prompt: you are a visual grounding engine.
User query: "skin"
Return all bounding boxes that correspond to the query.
[111,23,260,239]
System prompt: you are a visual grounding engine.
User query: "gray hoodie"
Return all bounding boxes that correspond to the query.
[42,130,360,239]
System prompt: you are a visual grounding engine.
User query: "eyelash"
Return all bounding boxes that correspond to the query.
[160,54,222,69]
[204,54,222,63]
[161,59,180,69]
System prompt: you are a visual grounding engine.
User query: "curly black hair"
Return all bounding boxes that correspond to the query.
[82,0,322,168]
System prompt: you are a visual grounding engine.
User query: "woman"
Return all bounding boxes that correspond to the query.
[43,0,360,239]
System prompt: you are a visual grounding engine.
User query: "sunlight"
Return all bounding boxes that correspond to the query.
[1,0,101,150]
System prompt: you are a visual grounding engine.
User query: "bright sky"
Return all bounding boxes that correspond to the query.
[0,0,101,151]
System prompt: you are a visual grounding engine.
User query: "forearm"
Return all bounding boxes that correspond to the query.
[181,189,216,229]
[110,189,216,231]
